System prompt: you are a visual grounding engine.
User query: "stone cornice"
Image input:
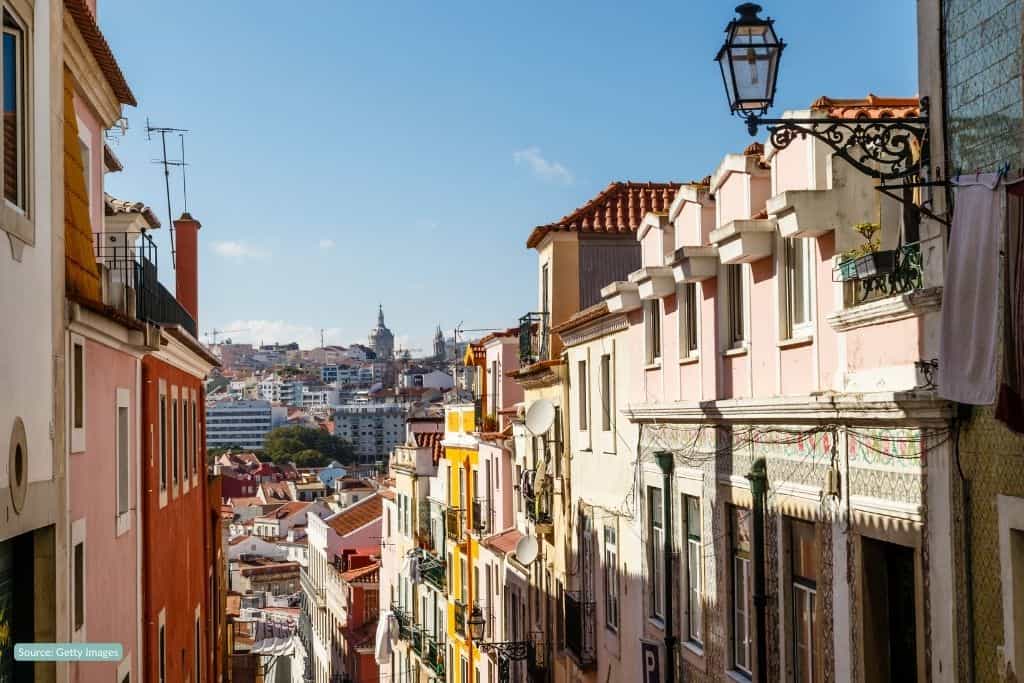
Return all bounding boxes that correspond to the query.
[825,287,942,332]
[623,391,953,426]
[558,313,629,349]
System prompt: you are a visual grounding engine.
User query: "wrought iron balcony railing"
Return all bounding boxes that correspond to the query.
[425,635,445,678]
[92,231,198,338]
[852,241,924,305]
[391,602,412,640]
[411,626,425,656]
[564,592,597,670]
[445,507,465,542]
[524,490,552,526]
[417,551,446,592]
[518,312,549,365]
[300,569,325,609]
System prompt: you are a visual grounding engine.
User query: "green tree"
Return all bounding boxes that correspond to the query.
[262,426,354,467]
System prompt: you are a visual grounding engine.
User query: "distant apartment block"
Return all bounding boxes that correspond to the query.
[206,399,274,450]
[333,404,406,463]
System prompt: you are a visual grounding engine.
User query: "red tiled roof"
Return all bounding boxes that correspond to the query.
[526,182,682,248]
[257,501,309,520]
[260,481,292,501]
[340,561,380,583]
[414,432,445,465]
[325,495,382,537]
[551,302,610,335]
[379,489,396,501]
[238,560,300,577]
[64,0,136,106]
[810,94,920,120]
[482,528,525,555]
[104,193,160,228]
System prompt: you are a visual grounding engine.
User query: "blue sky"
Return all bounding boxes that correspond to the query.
[100,0,918,352]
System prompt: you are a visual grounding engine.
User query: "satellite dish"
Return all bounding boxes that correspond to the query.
[525,399,555,436]
[514,536,539,566]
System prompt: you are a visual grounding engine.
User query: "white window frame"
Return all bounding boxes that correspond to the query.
[647,486,665,622]
[731,507,752,677]
[645,299,662,365]
[600,352,613,434]
[191,391,199,485]
[683,494,703,649]
[604,523,619,631]
[70,334,86,453]
[158,380,168,508]
[181,393,190,494]
[171,386,179,496]
[116,387,131,536]
[781,237,814,340]
[577,358,588,432]
[75,115,95,219]
[997,495,1024,676]
[1,5,33,250]
[71,517,86,641]
[678,282,700,360]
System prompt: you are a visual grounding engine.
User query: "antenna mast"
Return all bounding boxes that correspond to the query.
[146,118,189,268]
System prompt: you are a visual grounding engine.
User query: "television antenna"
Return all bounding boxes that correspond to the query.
[146,119,189,268]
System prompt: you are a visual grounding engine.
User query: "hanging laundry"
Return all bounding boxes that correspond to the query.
[938,174,1004,404]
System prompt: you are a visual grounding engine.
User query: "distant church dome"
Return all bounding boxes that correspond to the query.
[369,305,394,360]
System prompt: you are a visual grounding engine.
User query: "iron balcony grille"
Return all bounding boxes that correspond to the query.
[391,602,412,641]
[518,312,549,365]
[411,626,425,656]
[524,490,553,526]
[92,231,197,338]
[425,636,445,677]
[445,507,464,542]
[564,592,597,670]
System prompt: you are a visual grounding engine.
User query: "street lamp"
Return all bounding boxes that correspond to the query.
[468,606,535,683]
[468,605,486,642]
[715,3,930,181]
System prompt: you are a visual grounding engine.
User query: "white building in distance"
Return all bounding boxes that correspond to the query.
[206,399,274,450]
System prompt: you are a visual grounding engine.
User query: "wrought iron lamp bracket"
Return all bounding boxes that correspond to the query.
[741,100,930,181]
[477,640,532,660]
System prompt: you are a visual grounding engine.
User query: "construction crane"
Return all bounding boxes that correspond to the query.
[204,328,250,344]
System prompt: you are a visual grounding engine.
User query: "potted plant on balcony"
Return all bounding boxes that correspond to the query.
[840,222,897,280]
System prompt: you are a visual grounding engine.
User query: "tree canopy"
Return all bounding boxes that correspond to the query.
[262,426,355,468]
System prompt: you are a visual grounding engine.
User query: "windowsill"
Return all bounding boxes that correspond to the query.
[726,670,753,683]
[647,616,665,632]
[645,360,662,370]
[681,641,706,671]
[722,346,748,358]
[679,355,700,366]
[777,335,813,349]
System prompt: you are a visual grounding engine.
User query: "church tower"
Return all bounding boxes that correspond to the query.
[433,325,445,360]
[368,304,395,360]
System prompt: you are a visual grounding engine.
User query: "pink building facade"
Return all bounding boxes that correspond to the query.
[579,98,955,682]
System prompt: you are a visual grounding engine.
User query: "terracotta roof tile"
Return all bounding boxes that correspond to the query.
[414,432,445,465]
[257,501,309,520]
[551,302,610,335]
[810,94,919,120]
[482,528,524,555]
[526,181,682,248]
[325,495,382,537]
[340,561,380,583]
[64,0,136,106]
[104,193,160,228]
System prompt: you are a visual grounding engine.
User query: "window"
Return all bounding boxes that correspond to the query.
[182,399,189,487]
[604,525,619,630]
[648,486,664,619]
[3,10,26,212]
[727,264,746,347]
[861,537,917,682]
[784,238,813,337]
[600,354,612,432]
[460,556,468,602]
[158,621,166,683]
[172,397,179,487]
[684,495,703,646]
[73,539,84,631]
[790,519,817,683]
[577,359,588,431]
[159,392,168,491]
[116,397,130,519]
[192,398,199,476]
[72,341,84,431]
[730,506,752,675]
[542,263,550,314]
[646,300,662,363]
[679,283,699,358]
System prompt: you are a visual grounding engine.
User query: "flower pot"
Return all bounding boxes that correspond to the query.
[837,258,859,281]
[855,250,897,278]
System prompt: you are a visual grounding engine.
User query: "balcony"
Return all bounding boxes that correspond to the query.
[92,232,197,338]
[454,600,467,638]
[418,552,446,592]
[445,507,465,542]
[300,569,325,609]
[471,498,490,535]
[411,626,426,657]
[564,592,596,670]
[518,312,549,365]
[425,636,445,678]
[848,242,924,304]
[391,602,412,641]
[524,488,552,527]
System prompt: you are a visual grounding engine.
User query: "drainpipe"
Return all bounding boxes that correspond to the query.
[654,451,677,683]
[747,458,768,683]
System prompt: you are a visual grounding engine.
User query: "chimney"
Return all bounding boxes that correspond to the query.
[174,213,201,328]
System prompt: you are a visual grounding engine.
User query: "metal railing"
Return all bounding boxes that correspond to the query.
[391,602,412,640]
[524,490,552,526]
[300,569,325,608]
[564,592,597,670]
[425,635,445,678]
[471,498,490,535]
[411,626,426,656]
[418,551,446,592]
[92,231,197,337]
[445,507,464,542]
[518,312,549,365]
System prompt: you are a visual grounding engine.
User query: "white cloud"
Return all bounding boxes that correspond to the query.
[210,241,268,262]
[318,239,336,250]
[513,146,573,184]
